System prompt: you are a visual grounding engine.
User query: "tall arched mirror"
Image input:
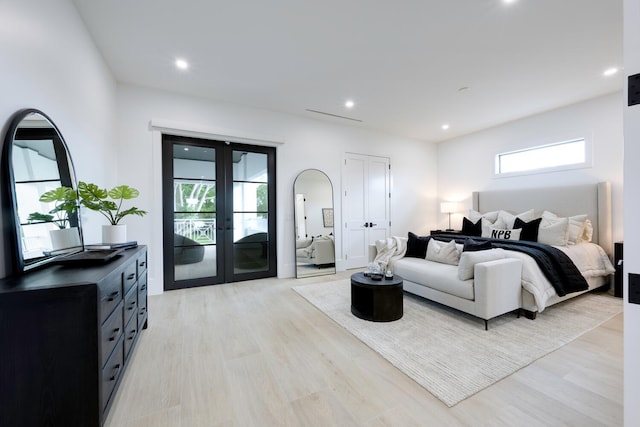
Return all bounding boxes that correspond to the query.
[2,109,83,274]
[294,169,336,278]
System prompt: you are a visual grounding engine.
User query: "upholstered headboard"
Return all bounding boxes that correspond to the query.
[472,182,612,256]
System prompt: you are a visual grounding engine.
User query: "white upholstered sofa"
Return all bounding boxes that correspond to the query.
[296,236,335,266]
[369,241,523,330]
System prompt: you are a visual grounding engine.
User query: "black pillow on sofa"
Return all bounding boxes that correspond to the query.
[461,217,482,236]
[514,217,543,242]
[406,232,430,258]
[462,238,493,252]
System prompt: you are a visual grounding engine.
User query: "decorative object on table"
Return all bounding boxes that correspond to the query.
[78,181,148,243]
[440,201,462,231]
[27,186,81,250]
[322,208,334,227]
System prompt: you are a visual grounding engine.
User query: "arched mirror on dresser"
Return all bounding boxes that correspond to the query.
[294,169,336,278]
[1,109,83,274]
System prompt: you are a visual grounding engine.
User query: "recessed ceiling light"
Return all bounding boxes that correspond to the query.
[603,67,618,77]
[503,0,517,4]
[175,58,189,70]
[442,124,450,130]
[345,100,355,109]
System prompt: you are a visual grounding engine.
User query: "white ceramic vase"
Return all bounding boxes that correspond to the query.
[102,224,127,244]
[50,227,82,250]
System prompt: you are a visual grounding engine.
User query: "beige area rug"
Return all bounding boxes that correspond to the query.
[293,279,622,407]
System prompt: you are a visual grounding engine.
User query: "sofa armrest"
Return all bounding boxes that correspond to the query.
[368,244,377,263]
[473,258,522,320]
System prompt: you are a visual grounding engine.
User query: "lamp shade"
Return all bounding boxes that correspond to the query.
[440,202,458,214]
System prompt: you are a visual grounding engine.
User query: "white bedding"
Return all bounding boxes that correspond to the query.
[503,242,614,312]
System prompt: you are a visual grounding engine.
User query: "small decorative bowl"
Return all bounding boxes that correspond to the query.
[370,273,383,281]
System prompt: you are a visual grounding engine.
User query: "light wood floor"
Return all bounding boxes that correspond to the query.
[105,271,623,427]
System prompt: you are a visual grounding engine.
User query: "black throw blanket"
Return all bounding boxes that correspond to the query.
[432,233,588,297]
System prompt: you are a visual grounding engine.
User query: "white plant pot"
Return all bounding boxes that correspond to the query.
[102,225,127,244]
[50,227,82,250]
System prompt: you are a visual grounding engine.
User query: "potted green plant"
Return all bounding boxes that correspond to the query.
[27,186,81,249]
[78,181,148,243]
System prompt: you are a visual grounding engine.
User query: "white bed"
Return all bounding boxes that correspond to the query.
[472,182,614,314]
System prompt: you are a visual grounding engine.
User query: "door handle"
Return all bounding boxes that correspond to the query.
[363,223,369,228]
[369,222,377,227]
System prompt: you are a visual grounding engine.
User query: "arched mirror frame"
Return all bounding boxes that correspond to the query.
[1,108,83,275]
[293,169,336,278]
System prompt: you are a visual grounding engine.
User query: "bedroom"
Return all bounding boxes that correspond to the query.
[0,0,638,426]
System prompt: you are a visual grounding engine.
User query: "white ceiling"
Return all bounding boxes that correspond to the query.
[71,0,623,142]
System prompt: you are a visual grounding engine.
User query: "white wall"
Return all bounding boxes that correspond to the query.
[0,0,117,277]
[624,0,640,424]
[436,93,624,243]
[114,84,438,295]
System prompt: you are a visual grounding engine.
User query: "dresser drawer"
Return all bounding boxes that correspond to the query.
[101,338,124,414]
[99,275,123,322]
[137,252,147,277]
[100,301,124,366]
[138,278,148,328]
[123,262,137,295]
[124,314,138,361]
[123,284,138,327]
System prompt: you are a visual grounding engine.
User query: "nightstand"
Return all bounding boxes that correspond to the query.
[430,230,464,235]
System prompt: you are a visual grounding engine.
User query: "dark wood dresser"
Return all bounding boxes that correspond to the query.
[0,246,148,427]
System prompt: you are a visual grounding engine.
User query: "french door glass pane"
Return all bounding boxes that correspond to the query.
[233,150,269,274]
[233,213,269,273]
[173,144,217,281]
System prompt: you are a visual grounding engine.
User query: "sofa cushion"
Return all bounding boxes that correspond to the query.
[426,239,460,265]
[462,238,492,252]
[393,258,474,300]
[458,248,507,280]
[406,232,430,258]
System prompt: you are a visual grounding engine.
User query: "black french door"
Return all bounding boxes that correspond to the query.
[162,134,276,290]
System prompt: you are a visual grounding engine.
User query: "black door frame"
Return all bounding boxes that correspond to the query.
[161,134,277,291]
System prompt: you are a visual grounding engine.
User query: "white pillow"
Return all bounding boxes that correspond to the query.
[481,217,497,237]
[426,239,460,265]
[458,249,507,280]
[468,209,499,223]
[496,209,535,229]
[538,216,569,246]
[581,219,593,243]
[481,226,522,240]
[542,211,588,245]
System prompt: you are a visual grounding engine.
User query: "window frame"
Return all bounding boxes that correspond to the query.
[494,137,592,178]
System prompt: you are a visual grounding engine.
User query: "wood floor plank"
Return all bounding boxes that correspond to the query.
[105,271,623,427]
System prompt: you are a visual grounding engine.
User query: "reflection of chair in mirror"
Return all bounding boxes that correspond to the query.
[296,235,335,267]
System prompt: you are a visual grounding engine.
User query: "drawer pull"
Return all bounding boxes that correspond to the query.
[108,327,121,341]
[109,364,121,381]
[127,330,136,340]
[139,308,146,316]
[139,284,147,291]
[139,261,146,267]
[102,290,119,302]
[126,273,135,280]
[127,303,136,311]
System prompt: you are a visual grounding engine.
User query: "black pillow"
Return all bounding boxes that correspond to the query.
[513,217,543,242]
[461,217,482,237]
[462,238,493,252]
[406,232,430,258]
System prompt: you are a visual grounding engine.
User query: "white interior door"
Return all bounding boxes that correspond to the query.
[342,153,390,269]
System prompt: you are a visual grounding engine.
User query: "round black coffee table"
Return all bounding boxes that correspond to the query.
[350,272,403,322]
